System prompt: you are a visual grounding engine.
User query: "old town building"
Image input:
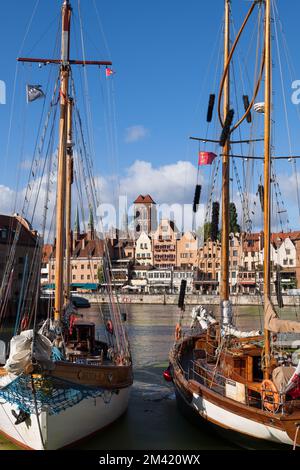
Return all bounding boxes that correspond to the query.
[176,231,198,269]
[133,194,157,239]
[0,214,39,304]
[152,219,178,269]
[135,232,153,266]
[195,238,221,294]
[42,210,106,292]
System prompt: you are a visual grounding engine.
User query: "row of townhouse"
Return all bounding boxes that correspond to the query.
[134,222,198,270]
[194,231,300,295]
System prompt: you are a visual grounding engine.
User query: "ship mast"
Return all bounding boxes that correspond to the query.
[263,0,272,379]
[17,0,112,326]
[54,0,72,323]
[65,97,73,302]
[220,0,231,305]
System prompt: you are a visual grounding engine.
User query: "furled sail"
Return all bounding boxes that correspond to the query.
[265,298,300,333]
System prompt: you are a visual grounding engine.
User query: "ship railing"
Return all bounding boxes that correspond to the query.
[188,359,288,413]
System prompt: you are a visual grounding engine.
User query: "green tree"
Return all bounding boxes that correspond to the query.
[211,202,220,241]
[229,202,240,234]
[203,222,212,241]
[97,265,104,284]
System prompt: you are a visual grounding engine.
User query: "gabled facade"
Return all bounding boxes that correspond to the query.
[135,232,153,266]
[152,219,177,268]
[176,231,197,269]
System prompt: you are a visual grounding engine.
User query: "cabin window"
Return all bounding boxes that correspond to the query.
[253,356,263,381]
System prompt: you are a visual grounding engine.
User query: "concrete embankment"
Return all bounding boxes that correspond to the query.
[86,294,300,306]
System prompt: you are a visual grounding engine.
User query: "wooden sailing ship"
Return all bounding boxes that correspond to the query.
[0,0,132,450]
[169,0,300,449]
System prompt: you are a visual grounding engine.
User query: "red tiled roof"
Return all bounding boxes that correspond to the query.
[73,239,104,258]
[46,238,105,260]
[271,231,300,244]
[134,194,156,204]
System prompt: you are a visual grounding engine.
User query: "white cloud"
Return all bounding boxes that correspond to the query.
[3,161,298,242]
[125,125,149,143]
[119,160,199,205]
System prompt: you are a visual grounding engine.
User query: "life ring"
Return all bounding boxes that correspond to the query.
[261,379,280,413]
[106,320,114,335]
[175,323,182,342]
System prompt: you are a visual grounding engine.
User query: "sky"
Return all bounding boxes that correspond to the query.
[1,0,300,237]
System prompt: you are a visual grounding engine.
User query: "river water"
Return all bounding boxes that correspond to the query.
[1,303,300,450]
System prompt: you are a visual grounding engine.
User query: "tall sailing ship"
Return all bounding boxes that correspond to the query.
[0,0,132,450]
[169,0,300,449]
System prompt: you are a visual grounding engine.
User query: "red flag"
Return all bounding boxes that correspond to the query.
[106,67,115,78]
[198,151,217,166]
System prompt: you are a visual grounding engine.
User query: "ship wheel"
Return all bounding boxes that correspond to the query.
[261,379,280,413]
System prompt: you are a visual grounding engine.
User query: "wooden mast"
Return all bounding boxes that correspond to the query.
[221,0,231,304]
[17,0,112,325]
[263,0,272,379]
[54,0,72,323]
[65,97,73,302]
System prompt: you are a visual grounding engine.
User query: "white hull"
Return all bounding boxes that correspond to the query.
[0,386,131,450]
[190,391,295,447]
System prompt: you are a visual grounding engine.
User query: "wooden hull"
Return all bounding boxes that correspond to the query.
[48,361,133,389]
[170,340,300,449]
[0,385,131,450]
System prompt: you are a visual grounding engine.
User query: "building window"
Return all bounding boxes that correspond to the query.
[289,259,293,265]
[286,249,291,255]
[87,275,90,280]
[283,259,288,266]
[73,275,76,280]
[81,264,84,269]
[233,250,238,257]
[81,275,84,280]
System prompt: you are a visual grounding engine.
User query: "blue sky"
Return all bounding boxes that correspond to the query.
[1,0,300,234]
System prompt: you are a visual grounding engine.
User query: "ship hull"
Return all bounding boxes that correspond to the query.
[0,386,131,450]
[174,384,294,450]
[170,334,300,450]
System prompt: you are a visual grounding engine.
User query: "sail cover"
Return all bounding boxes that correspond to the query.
[265,298,300,333]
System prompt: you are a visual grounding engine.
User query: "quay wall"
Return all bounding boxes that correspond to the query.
[85,294,300,306]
